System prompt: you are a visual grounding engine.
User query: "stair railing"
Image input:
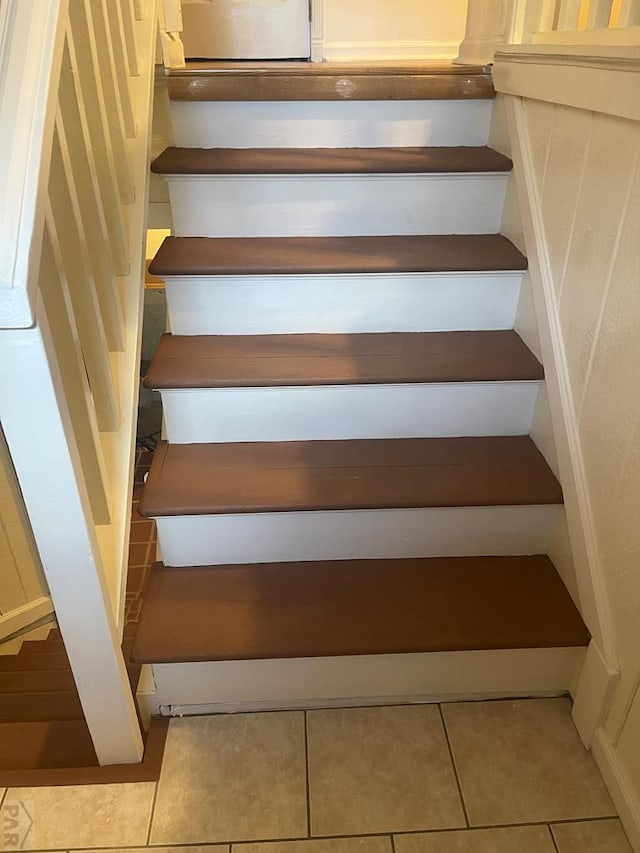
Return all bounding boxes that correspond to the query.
[524,0,640,43]
[0,0,158,764]
[458,0,640,64]
[158,0,185,68]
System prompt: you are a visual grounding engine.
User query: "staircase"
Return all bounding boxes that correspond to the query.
[0,625,167,783]
[133,62,589,714]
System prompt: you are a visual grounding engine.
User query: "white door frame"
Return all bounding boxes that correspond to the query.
[311,0,324,61]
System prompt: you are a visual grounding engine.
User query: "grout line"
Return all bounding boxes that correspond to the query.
[390,832,398,853]
[72,817,621,852]
[438,703,470,828]
[155,697,565,721]
[304,709,312,838]
[145,780,160,846]
[548,824,561,853]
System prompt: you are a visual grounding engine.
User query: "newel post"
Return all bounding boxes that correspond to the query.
[456,0,535,65]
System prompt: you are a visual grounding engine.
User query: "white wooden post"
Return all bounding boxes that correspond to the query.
[557,0,583,29]
[618,0,640,25]
[159,0,185,68]
[587,0,614,29]
[0,298,143,765]
[311,0,324,62]
[456,0,514,64]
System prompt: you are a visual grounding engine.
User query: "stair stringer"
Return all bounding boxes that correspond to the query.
[491,93,619,746]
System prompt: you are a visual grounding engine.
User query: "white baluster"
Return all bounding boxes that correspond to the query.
[119,0,140,76]
[618,0,640,25]
[58,50,125,352]
[587,0,614,28]
[65,13,130,274]
[40,217,111,525]
[557,0,583,28]
[49,127,121,432]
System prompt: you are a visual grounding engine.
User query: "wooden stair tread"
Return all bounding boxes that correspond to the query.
[19,637,66,654]
[171,61,492,76]
[151,146,512,175]
[144,331,543,390]
[0,717,169,785]
[131,556,590,664]
[0,670,77,694]
[139,436,563,517]
[0,690,84,723]
[0,721,98,770]
[167,62,494,101]
[149,234,527,277]
[0,652,70,671]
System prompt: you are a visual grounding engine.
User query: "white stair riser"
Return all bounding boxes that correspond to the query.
[159,382,541,443]
[164,273,524,336]
[153,505,562,567]
[167,174,509,238]
[150,647,585,714]
[170,100,493,149]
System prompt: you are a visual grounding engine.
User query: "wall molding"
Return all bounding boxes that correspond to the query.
[0,596,53,641]
[322,40,462,62]
[592,727,640,851]
[503,94,620,744]
[494,46,640,122]
[310,0,324,62]
[496,43,640,71]
[531,26,640,47]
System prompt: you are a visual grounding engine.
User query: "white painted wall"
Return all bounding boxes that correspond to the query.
[321,0,468,61]
[0,427,53,639]
[521,94,640,841]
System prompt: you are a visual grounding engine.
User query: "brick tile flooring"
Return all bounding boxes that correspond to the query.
[125,449,157,626]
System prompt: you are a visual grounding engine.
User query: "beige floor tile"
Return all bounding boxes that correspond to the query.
[150,713,307,844]
[307,705,465,836]
[2,783,155,850]
[552,819,633,852]
[394,826,556,852]
[442,698,616,825]
[235,838,392,853]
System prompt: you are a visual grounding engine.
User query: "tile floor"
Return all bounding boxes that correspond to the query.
[0,697,632,852]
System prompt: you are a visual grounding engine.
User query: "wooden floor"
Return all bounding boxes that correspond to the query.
[132,556,590,665]
[139,436,563,518]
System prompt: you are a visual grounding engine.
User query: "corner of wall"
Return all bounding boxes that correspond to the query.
[501,93,620,747]
[592,725,640,851]
[489,93,511,157]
